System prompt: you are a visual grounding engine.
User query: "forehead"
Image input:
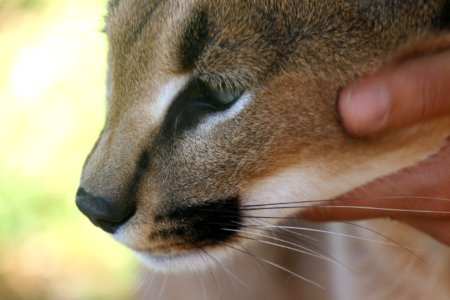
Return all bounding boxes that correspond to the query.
[104,0,376,88]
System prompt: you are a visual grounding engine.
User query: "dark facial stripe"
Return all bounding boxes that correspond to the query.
[154,197,241,245]
[129,0,164,45]
[180,9,211,70]
[123,149,151,210]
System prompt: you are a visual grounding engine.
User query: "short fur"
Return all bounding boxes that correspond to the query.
[78,1,450,299]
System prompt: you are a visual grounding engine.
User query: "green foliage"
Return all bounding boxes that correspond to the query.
[0,0,48,11]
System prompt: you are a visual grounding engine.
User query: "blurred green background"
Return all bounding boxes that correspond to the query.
[0,0,138,299]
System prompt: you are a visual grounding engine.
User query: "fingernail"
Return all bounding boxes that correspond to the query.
[340,83,390,135]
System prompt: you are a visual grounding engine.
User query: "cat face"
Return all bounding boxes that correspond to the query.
[76,0,450,271]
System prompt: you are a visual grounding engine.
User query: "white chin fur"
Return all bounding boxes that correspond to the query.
[136,248,231,273]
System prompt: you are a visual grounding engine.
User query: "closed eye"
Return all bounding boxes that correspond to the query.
[161,79,244,135]
[197,80,242,108]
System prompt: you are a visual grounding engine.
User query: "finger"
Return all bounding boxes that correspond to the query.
[300,198,450,246]
[299,197,450,221]
[339,50,450,136]
[401,218,450,246]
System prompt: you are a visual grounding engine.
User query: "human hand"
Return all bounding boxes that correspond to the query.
[301,49,450,245]
[340,50,450,137]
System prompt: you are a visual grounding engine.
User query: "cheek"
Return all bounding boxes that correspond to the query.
[224,79,343,182]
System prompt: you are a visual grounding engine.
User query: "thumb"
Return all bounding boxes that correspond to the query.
[339,50,450,136]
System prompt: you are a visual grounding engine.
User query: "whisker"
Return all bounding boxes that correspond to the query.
[341,221,426,265]
[271,224,319,242]
[196,273,208,300]
[244,223,406,247]
[158,273,169,298]
[246,221,427,265]
[242,220,320,252]
[210,221,327,259]
[219,241,326,290]
[232,231,351,272]
[211,219,353,272]
[201,249,265,299]
[229,239,275,282]
[198,252,222,300]
[244,215,302,220]
[241,196,450,208]
[241,205,450,215]
[223,227,335,262]
[200,249,238,291]
[134,269,156,297]
[247,219,354,273]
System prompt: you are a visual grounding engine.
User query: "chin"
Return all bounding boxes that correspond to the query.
[136,250,225,273]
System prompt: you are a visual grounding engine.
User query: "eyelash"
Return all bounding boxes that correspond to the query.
[197,80,242,109]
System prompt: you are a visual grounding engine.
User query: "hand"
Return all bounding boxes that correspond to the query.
[301,50,450,245]
[340,50,450,136]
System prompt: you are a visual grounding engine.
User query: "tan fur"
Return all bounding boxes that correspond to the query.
[78,1,450,299]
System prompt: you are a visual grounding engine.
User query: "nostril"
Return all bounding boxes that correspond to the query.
[75,187,136,234]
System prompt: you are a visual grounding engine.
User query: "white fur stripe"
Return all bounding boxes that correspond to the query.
[198,92,253,132]
[148,76,190,121]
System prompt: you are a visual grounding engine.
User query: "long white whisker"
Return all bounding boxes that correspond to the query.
[248,219,354,272]
[244,224,404,247]
[202,249,265,299]
[198,252,222,300]
[236,232,350,271]
[242,219,319,242]
[158,273,169,298]
[200,249,238,291]
[134,268,155,296]
[242,196,450,208]
[223,227,334,262]
[219,241,326,290]
[341,221,425,264]
[196,273,208,300]
[274,225,319,242]
[242,205,450,215]
[234,241,274,282]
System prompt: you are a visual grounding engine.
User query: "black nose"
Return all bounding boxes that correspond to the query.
[75,187,136,233]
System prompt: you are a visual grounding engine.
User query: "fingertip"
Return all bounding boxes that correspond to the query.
[339,82,391,136]
[338,87,358,134]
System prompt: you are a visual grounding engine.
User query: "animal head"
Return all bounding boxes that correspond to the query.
[76,0,450,271]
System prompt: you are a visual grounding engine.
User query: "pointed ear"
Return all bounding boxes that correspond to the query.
[388,33,450,65]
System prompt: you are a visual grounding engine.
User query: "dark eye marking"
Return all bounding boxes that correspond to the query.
[180,9,210,70]
[161,79,242,135]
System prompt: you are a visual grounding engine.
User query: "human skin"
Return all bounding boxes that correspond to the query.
[300,50,450,245]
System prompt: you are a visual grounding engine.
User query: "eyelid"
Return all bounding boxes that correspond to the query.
[197,79,243,107]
